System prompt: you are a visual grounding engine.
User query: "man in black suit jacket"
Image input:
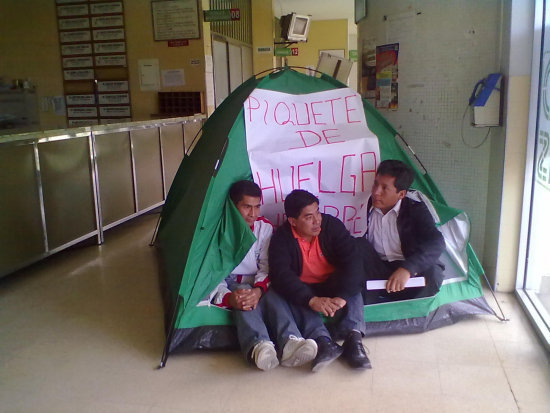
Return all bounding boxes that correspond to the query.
[358,159,445,301]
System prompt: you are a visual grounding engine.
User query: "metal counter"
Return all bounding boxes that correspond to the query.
[0,116,205,278]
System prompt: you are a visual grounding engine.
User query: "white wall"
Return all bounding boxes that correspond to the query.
[357,0,503,269]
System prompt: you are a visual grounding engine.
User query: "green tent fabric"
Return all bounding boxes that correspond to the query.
[155,68,494,363]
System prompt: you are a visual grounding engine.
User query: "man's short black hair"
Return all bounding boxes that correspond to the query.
[229,180,261,204]
[284,189,319,219]
[377,159,415,191]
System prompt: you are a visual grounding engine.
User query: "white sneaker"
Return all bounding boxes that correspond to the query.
[251,341,279,371]
[280,335,318,367]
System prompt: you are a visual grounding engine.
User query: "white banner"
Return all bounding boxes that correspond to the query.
[244,88,380,235]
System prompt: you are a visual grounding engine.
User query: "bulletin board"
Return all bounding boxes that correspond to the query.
[152,0,200,41]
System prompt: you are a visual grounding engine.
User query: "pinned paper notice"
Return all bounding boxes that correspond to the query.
[366,277,426,290]
[52,96,66,116]
[138,59,160,91]
[162,69,185,87]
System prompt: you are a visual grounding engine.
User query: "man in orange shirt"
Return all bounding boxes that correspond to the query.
[268,190,371,371]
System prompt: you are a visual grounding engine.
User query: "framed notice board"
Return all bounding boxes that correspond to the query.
[152,0,200,41]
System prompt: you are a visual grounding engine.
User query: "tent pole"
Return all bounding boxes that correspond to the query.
[395,132,428,174]
[158,295,182,368]
[149,215,162,246]
[254,65,326,78]
[185,125,204,156]
[151,124,206,249]
[480,271,509,322]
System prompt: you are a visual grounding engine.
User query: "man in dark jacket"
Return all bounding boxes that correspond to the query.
[358,159,445,301]
[268,189,371,371]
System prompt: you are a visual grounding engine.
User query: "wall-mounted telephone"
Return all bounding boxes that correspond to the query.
[469,73,502,127]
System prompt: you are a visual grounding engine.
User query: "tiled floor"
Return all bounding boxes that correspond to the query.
[1,213,549,413]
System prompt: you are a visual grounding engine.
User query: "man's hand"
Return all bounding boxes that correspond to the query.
[229,288,262,311]
[308,296,346,317]
[386,267,411,293]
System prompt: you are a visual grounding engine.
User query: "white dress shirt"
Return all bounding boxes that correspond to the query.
[367,199,404,262]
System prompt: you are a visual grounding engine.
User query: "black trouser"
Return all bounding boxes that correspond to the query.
[356,237,444,302]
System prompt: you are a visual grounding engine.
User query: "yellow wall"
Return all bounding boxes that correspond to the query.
[0,0,211,129]
[0,1,65,130]
[201,0,215,116]
[125,0,206,120]
[494,74,530,291]
[251,0,275,74]
[2,1,329,130]
[282,19,348,69]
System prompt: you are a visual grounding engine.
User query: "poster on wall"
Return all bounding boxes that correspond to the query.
[375,43,399,110]
[361,38,376,101]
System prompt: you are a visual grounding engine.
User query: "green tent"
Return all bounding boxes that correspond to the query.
[155,68,496,366]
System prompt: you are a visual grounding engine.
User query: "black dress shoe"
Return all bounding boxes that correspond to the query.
[311,336,343,372]
[342,331,372,369]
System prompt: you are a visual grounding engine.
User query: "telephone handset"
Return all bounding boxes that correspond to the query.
[469,73,502,127]
[469,78,489,106]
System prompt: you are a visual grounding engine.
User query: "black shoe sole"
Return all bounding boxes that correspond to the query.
[348,359,372,369]
[311,348,344,372]
[311,355,339,372]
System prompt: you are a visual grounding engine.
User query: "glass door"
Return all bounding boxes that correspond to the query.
[517,0,550,349]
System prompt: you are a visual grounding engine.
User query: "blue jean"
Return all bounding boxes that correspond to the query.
[286,290,366,342]
[233,288,303,359]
